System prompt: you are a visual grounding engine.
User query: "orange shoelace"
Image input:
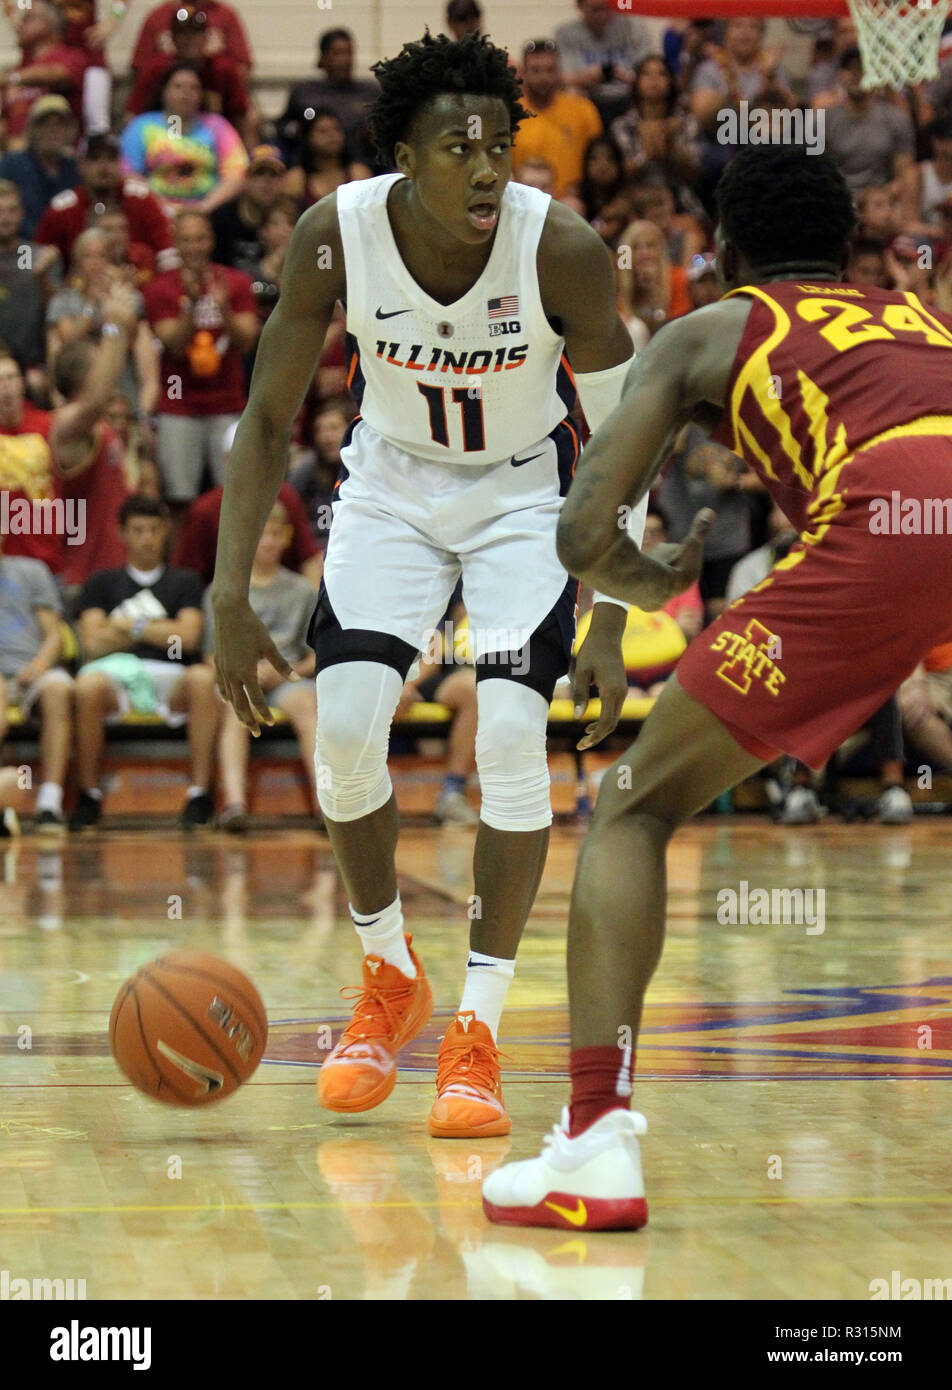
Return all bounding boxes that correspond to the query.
[337,979,417,1044]
[436,1037,509,1095]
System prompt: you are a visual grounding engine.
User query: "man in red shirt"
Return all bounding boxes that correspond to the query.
[48,280,140,590]
[0,0,87,145]
[143,208,259,506]
[126,6,252,140]
[131,1,252,79]
[175,483,322,589]
[0,353,63,574]
[36,131,175,275]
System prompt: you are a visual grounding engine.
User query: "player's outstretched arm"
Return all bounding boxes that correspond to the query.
[556,298,748,608]
[212,193,346,734]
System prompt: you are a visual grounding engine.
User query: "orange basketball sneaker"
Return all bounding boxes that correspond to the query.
[317,935,433,1113]
[428,1012,511,1138]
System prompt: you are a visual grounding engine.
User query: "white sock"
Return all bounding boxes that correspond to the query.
[187,785,206,800]
[349,897,416,977]
[459,951,515,1041]
[36,782,63,815]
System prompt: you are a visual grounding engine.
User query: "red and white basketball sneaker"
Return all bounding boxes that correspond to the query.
[482,1107,648,1231]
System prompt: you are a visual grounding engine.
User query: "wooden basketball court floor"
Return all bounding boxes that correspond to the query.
[1,818,950,1301]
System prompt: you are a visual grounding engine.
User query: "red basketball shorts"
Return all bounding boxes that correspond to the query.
[676,434,952,769]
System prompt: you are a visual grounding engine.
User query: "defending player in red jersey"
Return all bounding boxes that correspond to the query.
[483,145,952,1230]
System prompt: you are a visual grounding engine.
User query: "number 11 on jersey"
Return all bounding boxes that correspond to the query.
[417,382,486,452]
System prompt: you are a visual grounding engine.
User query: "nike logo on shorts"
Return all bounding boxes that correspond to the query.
[511,451,544,467]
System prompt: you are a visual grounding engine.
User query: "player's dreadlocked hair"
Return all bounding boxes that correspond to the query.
[369,31,529,168]
[716,146,856,275]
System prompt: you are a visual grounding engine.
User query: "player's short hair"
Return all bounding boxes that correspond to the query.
[369,31,529,168]
[716,146,855,274]
[119,495,169,527]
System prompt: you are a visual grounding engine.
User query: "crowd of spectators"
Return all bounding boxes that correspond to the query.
[3,0,952,837]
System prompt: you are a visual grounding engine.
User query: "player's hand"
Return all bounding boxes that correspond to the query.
[571,624,628,751]
[641,508,716,605]
[213,597,299,736]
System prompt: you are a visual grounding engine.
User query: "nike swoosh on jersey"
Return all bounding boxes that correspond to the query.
[375,307,412,319]
[544,1197,588,1227]
[511,452,545,466]
[157,1039,225,1096]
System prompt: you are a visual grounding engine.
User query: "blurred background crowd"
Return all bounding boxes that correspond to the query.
[3,0,952,836]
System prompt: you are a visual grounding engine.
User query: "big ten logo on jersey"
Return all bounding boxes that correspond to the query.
[207,995,254,1061]
[488,294,520,336]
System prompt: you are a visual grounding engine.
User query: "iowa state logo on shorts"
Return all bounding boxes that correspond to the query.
[711,618,786,696]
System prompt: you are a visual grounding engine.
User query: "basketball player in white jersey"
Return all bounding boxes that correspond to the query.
[212,33,647,1138]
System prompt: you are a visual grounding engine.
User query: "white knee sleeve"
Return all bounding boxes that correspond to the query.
[315,662,404,822]
[475,679,552,832]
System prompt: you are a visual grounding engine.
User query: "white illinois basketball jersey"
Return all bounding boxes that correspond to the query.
[336,173,572,465]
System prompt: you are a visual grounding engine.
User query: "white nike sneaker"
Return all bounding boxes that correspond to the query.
[482,1107,648,1231]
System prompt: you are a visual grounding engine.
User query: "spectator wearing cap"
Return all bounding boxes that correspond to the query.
[276,27,379,171]
[823,46,917,219]
[554,0,653,125]
[210,145,287,275]
[125,5,255,146]
[285,107,372,210]
[512,40,602,201]
[174,419,322,587]
[0,94,79,238]
[119,60,248,215]
[143,209,258,507]
[45,227,160,421]
[131,1,252,79]
[0,0,88,146]
[35,130,175,275]
[687,254,720,309]
[445,0,482,42]
[0,179,60,401]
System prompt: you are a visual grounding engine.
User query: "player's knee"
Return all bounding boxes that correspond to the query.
[475,679,551,831]
[315,663,401,822]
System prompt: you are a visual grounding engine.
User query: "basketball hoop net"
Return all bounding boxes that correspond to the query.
[847,0,951,90]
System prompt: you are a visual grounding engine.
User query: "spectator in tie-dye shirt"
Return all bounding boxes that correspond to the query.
[119,61,247,215]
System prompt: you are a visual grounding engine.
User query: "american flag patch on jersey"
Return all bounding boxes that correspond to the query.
[488,295,519,319]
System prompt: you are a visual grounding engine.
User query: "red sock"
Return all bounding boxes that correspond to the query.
[568,1043,635,1136]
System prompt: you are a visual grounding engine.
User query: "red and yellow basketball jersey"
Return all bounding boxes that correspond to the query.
[712,281,952,532]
